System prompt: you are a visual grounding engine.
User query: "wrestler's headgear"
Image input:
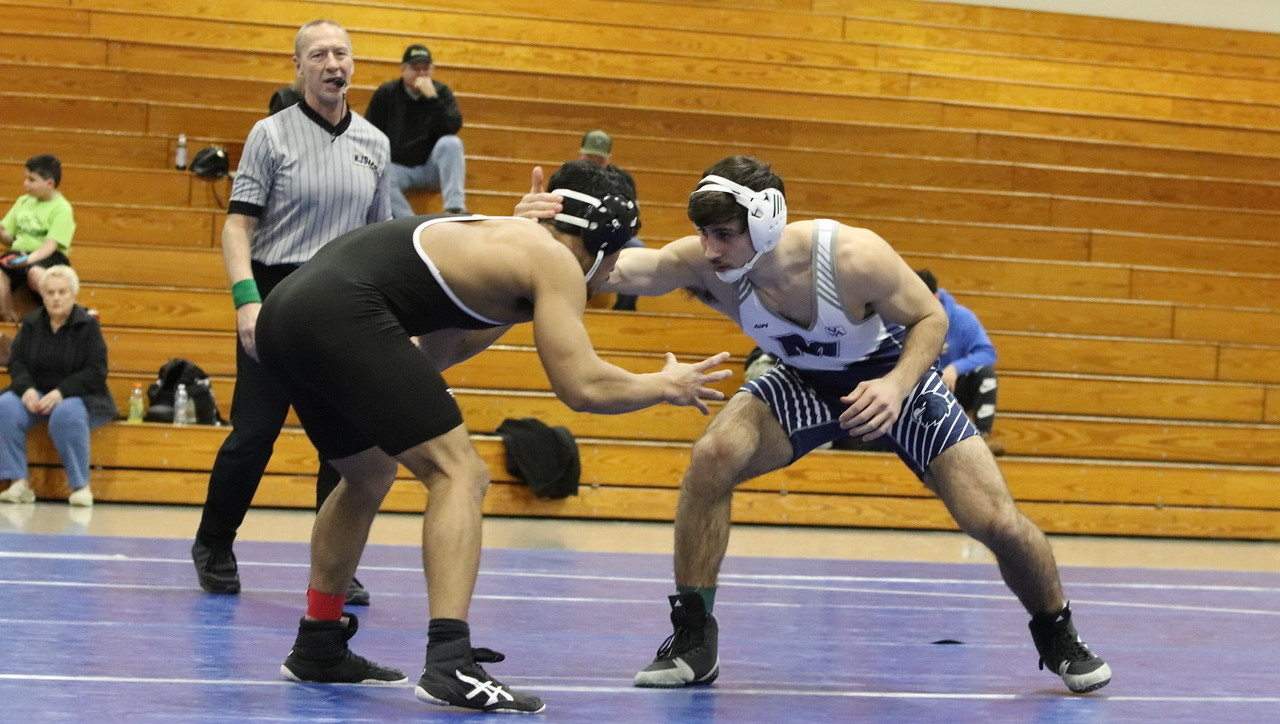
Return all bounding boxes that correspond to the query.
[691,174,787,283]
[552,188,638,284]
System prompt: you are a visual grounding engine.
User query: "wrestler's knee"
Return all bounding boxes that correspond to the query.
[421,447,490,505]
[459,452,491,502]
[970,497,1035,551]
[686,428,751,494]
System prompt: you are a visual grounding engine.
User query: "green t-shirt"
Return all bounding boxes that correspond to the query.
[1,193,75,254]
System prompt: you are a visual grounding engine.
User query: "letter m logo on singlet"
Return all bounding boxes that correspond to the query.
[773,333,838,359]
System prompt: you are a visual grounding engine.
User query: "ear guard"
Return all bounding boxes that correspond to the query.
[692,174,787,254]
[553,188,639,283]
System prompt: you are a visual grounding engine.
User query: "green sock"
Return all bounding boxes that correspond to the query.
[677,585,716,613]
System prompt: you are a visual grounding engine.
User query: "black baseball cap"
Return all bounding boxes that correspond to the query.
[402,44,433,65]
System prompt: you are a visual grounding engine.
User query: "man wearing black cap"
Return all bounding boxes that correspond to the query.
[365,44,467,217]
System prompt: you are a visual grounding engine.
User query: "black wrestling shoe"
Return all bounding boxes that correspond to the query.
[191,539,240,594]
[345,577,370,607]
[1029,603,1112,693]
[634,592,720,688]
[415,639,546,714]
[281,614,407,685]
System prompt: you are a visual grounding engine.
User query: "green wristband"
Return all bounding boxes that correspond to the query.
[231,278,262,308]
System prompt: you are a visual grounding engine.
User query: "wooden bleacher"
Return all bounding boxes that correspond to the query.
[0,0,1277,539]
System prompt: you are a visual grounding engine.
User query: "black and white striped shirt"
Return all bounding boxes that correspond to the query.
[229,100,392,266]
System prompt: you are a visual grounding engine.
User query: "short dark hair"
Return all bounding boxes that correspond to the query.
[687,155,784,230]
[916,269,938,294]
[26,154,62,187]
[544,159,641,237]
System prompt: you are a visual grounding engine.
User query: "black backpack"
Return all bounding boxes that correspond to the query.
[190,146,229,179]
[144,358,225,425]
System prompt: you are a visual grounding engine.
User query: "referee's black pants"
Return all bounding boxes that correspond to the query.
[195,262,341,552]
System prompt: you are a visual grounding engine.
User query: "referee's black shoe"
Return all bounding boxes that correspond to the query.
[191,539,240,594]
[634,592,720,688]
[1030,603,1112,693]
[345,577,370,606]
[415,639,546,714]
[281,615,407,685]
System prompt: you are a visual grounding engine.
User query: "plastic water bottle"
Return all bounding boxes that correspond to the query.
[175,133,188,170]
[126,383,145,424]
[173,383,190,426]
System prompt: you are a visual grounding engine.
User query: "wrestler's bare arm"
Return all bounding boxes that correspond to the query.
[835,225,949,436]
[603,236,712,298]
[527,251,730,415]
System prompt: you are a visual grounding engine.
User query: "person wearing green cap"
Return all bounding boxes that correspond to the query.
[578,130,643,310]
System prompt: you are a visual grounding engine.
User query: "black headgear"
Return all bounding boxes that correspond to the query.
[552,188,638,282]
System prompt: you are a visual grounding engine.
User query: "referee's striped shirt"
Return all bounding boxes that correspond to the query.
[228,100,392,266]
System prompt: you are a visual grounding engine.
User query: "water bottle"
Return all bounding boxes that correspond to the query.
[173,383,190,426]
[126,383,145,424]
[175,133,188,170]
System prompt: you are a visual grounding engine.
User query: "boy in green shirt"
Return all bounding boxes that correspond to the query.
[0,154,76,322]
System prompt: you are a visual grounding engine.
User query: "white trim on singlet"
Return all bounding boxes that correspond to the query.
[410,215,509,327]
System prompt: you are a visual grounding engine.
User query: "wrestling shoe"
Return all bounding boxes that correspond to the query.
[634,592,720,688]
[345,577,370,607]
[1029,603,1112,693]
[191,539,240,594]
[281,614,407,685]
[415,638,545,713]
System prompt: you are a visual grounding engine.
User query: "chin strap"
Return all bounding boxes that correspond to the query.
[714,250,766,283]
[583,250,606,284]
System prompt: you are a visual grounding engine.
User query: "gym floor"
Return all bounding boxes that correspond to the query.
[2,503,1278,722]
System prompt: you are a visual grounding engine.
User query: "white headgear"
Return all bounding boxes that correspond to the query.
[691,174,787,283]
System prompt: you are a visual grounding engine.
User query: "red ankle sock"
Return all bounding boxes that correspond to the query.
[306,587,346,621]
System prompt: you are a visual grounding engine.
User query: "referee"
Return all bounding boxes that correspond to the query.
[191,19,392,603]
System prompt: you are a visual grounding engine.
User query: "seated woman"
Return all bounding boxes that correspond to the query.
[0,265,116,506]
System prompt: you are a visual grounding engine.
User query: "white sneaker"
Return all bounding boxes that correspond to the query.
[68,487,94,507]
[0,480,35,504]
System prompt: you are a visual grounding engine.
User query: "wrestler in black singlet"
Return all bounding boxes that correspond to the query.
[256,214,506,460]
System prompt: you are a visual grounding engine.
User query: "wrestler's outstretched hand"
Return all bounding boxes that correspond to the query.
[659,351,733,414]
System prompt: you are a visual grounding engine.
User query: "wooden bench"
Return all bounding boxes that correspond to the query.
[17,107,1280,215]
[13,146,1280,250]
[17,78,1280,187]
[837,15,1280,81]
[15,422,1280,539]
[65,0,1280,109]
[66,277,1280,349]
[88,356,1276,427]
[0,307,1268,384]
[826,0,1280,58]
[15,187,1276,280]
[8,24,1280,159]
[65,239,1280,314]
